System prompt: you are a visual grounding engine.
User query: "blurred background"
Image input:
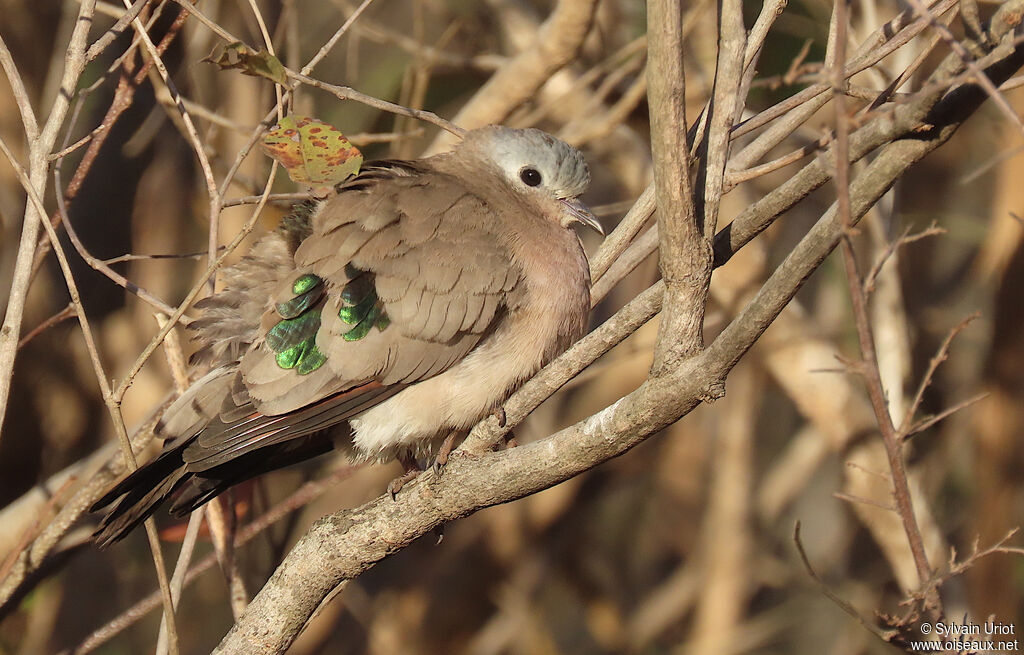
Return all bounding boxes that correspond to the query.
[0,0,1022,653]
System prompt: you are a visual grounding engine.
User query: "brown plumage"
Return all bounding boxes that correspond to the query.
[92,125,601,546]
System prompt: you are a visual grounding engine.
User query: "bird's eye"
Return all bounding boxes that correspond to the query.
[519,167,542,187]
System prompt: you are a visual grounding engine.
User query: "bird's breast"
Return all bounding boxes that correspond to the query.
[348,226,591,462]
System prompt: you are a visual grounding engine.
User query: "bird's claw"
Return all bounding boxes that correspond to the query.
[389,453,422,499]
[387,469,419,499]
[432,431,459,478]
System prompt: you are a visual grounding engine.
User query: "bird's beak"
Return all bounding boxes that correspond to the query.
[560,198,604,235]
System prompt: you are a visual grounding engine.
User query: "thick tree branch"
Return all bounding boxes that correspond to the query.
[646,0,706,374]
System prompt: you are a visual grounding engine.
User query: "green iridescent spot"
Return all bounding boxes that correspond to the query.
[277,274,324,319]
[275,343,304,369]
[269,275,327,374]
[336,271,390,341]
[267,309,321,352]
[296,343,326,374]
[292,273,320,295]
[344,305,383,341]
[341,274,374,306]
[274,339,326,375]
[344,318,373,341]
[338,292,375,325]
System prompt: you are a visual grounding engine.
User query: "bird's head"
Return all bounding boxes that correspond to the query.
[457,126,604,235]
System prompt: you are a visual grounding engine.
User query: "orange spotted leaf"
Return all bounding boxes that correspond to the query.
[260,116,363,186]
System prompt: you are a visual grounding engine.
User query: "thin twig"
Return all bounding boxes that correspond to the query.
[16,304,77,349]
[516,34,648,130]
[834,491,898,512]
[206,496,249,619]
[863,223,946,294]
[591,225,659,307]
[898,313,978,434]
[959,142,1024,184]
[732,0,790,124]
[863,31,947,113]
[793,522,900,641]
[101,248,225,265]
[288,71,464,137]
[726,134,831,189]
[589,183,656,283]
[301,0,376,76]
[732,0,959,142]
[696,0,746,241]
[902,0,1024,134]
[0,31,39,139]
[222,192,313,208]
[349,12,504,72]
[838,214,937,606]
[906,392,987,438]
[155,510,203,655]
[86,0,151,62]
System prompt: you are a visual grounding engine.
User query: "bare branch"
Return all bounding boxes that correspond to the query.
[899,313,979,434]
[793,522,900,642]
[288,71,464,137]
[906,392,987,438]
[647,0,706,373]
[589,183,656,283]
[862,223,946,293]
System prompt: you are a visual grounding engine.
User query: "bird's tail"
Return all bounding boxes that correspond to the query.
[91,367,236,547]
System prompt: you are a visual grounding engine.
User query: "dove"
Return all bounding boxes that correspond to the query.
[91,125,601,547]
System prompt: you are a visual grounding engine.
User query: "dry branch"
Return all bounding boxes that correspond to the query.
[647,0,706,373]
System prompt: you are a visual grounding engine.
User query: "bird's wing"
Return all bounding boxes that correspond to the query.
[180,163,523,469]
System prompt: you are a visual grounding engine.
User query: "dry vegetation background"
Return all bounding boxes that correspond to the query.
[0,0,1023,653]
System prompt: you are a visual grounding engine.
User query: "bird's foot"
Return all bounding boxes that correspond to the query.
[387,471,420,499]
[431,431,461,477]
[389,453,421,500]
[493,406,507,427]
